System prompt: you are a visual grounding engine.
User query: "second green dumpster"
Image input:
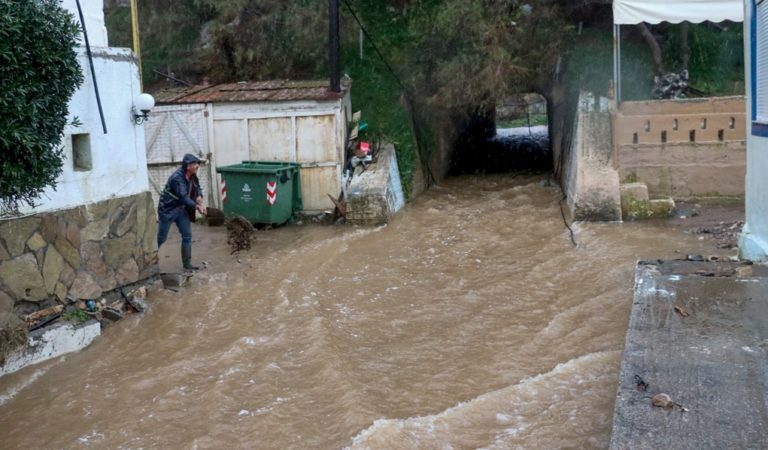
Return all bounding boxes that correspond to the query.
[216,161,302,224]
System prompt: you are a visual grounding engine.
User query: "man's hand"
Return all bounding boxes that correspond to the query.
[196,204,207,216]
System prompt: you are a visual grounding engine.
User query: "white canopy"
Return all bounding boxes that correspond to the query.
[613,0,744,25]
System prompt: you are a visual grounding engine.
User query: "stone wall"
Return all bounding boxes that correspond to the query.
[0,192,158,318]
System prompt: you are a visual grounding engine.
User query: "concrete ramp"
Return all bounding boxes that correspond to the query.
[610,260,768,449]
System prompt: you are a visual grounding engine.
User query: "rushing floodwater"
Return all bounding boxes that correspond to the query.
[0,174,729,449]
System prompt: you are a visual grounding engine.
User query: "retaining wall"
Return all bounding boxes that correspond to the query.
[0,192,158,320]
[563,92,622,221]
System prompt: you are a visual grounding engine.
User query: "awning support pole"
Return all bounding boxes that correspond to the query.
[613,24,622,104]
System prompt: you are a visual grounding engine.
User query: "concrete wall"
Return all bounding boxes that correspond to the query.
[740,2,768,261]
[346,144,405,225]
[563,93,622,221]
[615,97,746,198]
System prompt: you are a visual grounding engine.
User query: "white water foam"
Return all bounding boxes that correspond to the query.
[346,351,619,449]
[0,359,61,406]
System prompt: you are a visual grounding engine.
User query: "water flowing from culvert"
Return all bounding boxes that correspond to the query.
[0,174,731,449]
[451,126,552,174]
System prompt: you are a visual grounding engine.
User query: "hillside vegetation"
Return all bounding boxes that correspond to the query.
[105,1,744,193]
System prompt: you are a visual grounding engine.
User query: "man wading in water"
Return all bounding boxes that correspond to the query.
[157,153,207,271]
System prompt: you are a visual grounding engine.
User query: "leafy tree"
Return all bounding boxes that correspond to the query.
[0,0,83,215]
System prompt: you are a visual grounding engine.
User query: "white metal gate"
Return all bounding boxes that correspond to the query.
[144,104,212,211]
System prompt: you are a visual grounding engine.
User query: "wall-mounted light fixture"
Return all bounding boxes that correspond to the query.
[131,93,155,125]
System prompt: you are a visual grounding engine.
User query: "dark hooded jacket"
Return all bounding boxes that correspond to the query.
[158,154,203,221]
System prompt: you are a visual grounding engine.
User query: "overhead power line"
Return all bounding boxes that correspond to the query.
[340,0,408,93]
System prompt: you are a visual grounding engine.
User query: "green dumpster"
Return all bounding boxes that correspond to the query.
[216,161,302,224]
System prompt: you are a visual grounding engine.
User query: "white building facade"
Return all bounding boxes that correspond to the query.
[18,0,150,214]
[0,0,157,368]
[740,0,768,261]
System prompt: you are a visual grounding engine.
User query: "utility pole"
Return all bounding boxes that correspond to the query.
[130,0,143,90]
[329,0,341,92]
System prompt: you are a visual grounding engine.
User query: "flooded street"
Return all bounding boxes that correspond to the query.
[0,174,733,449]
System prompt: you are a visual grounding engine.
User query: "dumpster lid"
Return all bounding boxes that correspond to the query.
[216,161,300,174]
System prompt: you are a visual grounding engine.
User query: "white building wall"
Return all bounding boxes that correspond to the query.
[17,2,149,215]
[61,0,109,47]
[740,1,768,261]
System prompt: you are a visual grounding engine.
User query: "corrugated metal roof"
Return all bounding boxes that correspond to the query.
[152,80,348,105]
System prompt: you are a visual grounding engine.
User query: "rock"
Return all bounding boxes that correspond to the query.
[64,206,86,227]
[0,253,46,300]
[110,200,137,237]
[126,290,148,312]
[81,241,111,284]
[0,290,14,315]
[160,272,191,288]
[0,217,41,257]
[26,233,47,252]
[59,263,76,288]
[136,193,148,243]
[0,310,24,332]
[648,198,676,218]
[0,241,9,260]
[69,272,102,300]
[101,307,124,322]
[54,282,67,302]
[86,200,110,222]
[651,393,674,408]
[42,246,65,294]
[13,301,38,317]
[102,233,136,269]
[81,218,109,242]
[40,214,58,243]
[66,222,81,250]
[54,237,81,269]
[115,258,139,285]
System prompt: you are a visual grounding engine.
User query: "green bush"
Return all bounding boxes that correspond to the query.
[0,0,83,214]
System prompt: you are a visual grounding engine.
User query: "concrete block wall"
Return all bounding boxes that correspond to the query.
[615,96,746,198]
[615,97,746,146]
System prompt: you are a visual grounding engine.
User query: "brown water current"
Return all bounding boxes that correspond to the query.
[0,174,733,449]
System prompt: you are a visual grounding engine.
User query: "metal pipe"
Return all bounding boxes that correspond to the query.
[613,24,622,104]
[329,0,341,92]
[74,0,108,134]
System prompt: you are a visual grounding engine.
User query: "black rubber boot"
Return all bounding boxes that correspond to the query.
[181,243,200,271]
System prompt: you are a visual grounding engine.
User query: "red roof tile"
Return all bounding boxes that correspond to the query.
[152,80,348,105]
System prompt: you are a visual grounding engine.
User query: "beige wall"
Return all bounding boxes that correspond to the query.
[209,94,351,212]
[615,96,746,198]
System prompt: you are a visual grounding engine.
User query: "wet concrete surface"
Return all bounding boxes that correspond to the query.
[610,260,768,449]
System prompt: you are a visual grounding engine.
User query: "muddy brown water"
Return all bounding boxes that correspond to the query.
[0,174,734,449]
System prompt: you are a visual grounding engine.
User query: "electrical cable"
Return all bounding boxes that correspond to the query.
[559,193,577,247]
[340,0,408,93]
[340,0,436,185]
